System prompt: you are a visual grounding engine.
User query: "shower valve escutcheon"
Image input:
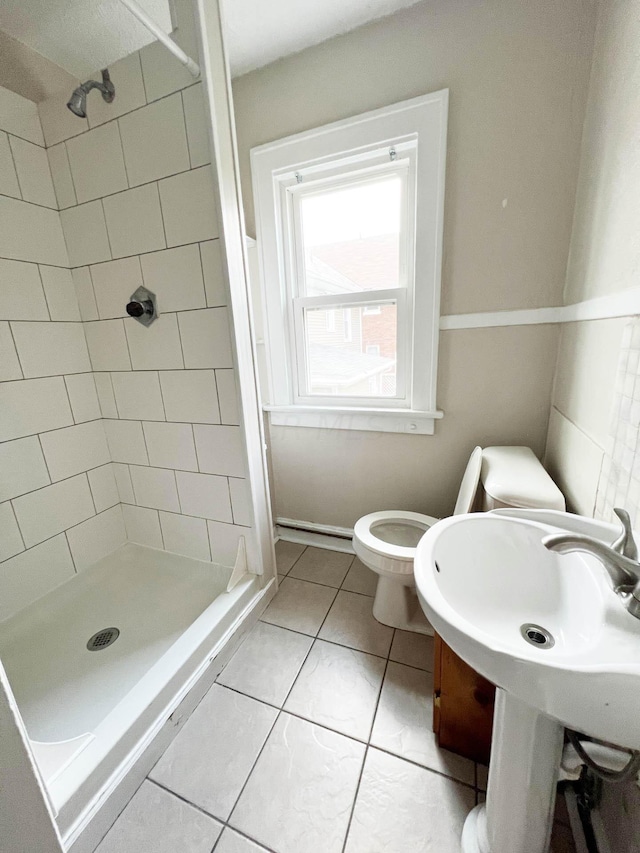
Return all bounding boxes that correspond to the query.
[126,286,158,327]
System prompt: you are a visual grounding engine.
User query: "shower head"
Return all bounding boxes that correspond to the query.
[67,69,115,119]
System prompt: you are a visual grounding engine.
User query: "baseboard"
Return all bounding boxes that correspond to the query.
[276,517,355,554]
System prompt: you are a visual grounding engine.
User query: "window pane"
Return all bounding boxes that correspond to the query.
[299,175,402,296]
[303,303,397,398]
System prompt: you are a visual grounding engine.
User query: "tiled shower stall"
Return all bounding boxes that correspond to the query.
[0,5,255,625]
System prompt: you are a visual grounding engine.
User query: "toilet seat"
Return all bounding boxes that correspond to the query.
[353,510,439,577]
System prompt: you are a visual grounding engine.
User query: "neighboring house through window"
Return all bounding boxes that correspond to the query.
[251,90,448,434]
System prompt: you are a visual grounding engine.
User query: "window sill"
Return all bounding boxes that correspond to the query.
[263,405,443,434]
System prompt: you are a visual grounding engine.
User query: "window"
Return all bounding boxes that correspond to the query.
[251,90,448,434]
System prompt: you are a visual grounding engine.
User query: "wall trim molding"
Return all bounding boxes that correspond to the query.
[440,286,640,330]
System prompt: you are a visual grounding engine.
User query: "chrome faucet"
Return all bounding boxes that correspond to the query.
[542,508,640,620]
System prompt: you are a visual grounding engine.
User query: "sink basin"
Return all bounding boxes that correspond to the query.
[415,510,640,749]
[414,508,640,853]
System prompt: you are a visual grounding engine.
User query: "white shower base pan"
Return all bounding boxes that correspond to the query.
[0,543,264,844]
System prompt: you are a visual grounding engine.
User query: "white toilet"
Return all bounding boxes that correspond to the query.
[353,446,566,634]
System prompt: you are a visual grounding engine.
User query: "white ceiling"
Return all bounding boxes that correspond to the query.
[0,0,421,86]
[223,0,422,78]
[0,0,173,80]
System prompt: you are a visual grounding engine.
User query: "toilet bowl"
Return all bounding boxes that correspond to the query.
[353,447,483,635]
[353,445,566,634]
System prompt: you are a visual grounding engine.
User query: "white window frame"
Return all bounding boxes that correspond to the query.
[251,90,448,435]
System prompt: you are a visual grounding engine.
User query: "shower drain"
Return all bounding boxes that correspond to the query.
[87,627,120,651]
[520,623,555,649]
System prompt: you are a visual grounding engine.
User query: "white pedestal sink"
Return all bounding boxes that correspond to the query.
[414,508,640,853]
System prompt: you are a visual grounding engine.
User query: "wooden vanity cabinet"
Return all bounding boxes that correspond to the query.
[433,632,495,765]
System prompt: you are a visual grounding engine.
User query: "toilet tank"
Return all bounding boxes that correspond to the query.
[479,446,565,512]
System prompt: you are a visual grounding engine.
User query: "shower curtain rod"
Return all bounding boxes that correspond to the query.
[118,0,201,77]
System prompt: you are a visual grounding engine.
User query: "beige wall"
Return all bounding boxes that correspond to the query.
[543,1,640,846]
[232,0,597,527]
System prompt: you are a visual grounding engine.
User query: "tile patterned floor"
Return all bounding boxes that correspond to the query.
[95,542,576,853]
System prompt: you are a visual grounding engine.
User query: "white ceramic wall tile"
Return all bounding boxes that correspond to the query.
[341,557,378,596]
[140,244,206,311]
[200,240,228,308]
[85,319,131,371]
[143,421,197,471]
[0,195,68,267]
[66,122,128,203]
[159,166,218,247]
[95,779,222,853]
[0,258,49,320]
[103,419,149,464]
[0,534,75,622]
[344,748,475,853]
[371,662,475,784]
[122,503,163,548]
[0,377,73,442]
[0,501,24,562]
[194,424,244,476]
[40,420,110,482]
[119,93,190,186]
[130,464,180,512]
[0,436,50,502]
[319,590,393,657]
[11,321,90,378]
[94,372,118,418]
[90,256,144,320]
[150,684,278,820]
[88,464,120,513]
[38,92,88,147]
[175,471,232,521]
[285,639,385,740]
[218,621,312,706]
[9,136,57,208]
[0,322,21,381]
[261,577,337,636]
[159,511,210,561]
[0,131,21,198]
[64,373,101,423]
[12,473,94,547]
[389,630,434,672]
[39,266,81,321]
[72,267,98,320]
[103,183,166,259]
[0,86,44,147]
[206,520,251,567]
[200,240,227,308]
[139,33,198,104]
[47,143,76,209]
[125,312,183,370]
[289,546,353,588]
[88,53,147,128]
[178,308,233,369]
[112,371,165,420]
[182,84,210,168]
[160,370,220,424]
[230,712,365,853]
[229,477,252,527]
[60,201,111,267]
[216,370,240,425]
[112,462,135,504]
[66,505,126,571]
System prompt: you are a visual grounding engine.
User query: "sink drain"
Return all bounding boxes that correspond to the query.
[87,627,119,651]
[520,623,555,649]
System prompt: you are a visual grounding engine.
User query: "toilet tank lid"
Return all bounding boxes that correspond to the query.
[481,446,565,511]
